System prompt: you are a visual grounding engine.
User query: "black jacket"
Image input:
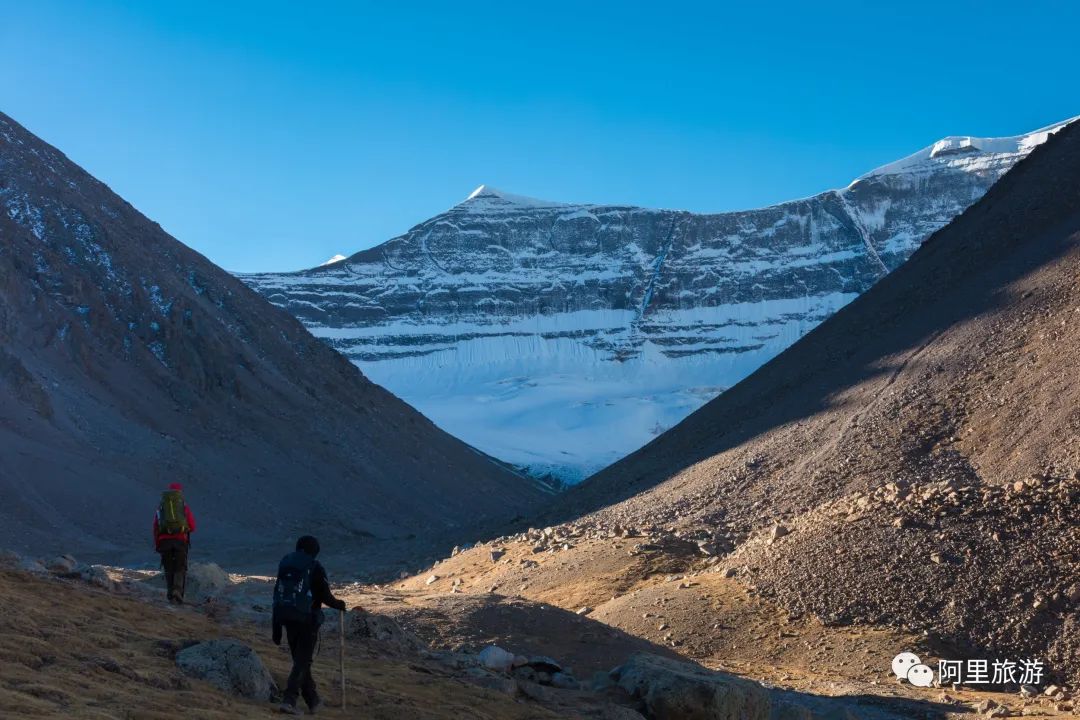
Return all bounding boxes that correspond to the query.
[272,552,345,644]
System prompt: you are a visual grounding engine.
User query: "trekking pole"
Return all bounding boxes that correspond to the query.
[339,608,346,710]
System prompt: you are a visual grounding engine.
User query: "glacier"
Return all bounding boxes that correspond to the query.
[240,118,1072,483]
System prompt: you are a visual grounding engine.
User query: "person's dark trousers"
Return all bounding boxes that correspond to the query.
[157,539,189,603]
[284,620,320,709]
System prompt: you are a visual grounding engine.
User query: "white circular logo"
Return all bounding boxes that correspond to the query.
[907,663,935,687]
[891,652,921,679]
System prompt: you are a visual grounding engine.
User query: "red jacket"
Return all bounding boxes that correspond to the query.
[154,504,196,549]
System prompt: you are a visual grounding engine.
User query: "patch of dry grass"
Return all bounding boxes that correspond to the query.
[0,570,559,719]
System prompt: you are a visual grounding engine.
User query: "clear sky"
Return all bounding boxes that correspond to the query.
[2,1,1077,272]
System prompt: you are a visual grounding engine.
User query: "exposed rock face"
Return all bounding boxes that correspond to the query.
[242,120,1071,481]
[555,120,1080,684]
[175,639,276,700]
[0,111,544,561]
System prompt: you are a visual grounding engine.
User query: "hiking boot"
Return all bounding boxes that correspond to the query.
[278,702,304,715]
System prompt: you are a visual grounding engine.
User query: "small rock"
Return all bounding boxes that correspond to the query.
[18,557,48,574]
[576,606,592,616]
[466,673,519,696]
[770,524,790,541]
[426,575,439,585]
[478,645,516,674]
[527,656,563,674]
[550,671,578,690]
[82,565,115,590]
[47,554,79,574]
[513,665,539,683]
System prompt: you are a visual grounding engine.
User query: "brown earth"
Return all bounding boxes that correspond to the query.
[375,532,1078,718]
[0,111,545,566]
[506,113,1080,687]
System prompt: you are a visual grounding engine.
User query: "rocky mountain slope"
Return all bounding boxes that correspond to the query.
[241,119,1070,481]
[0,111,544,563]
[534,116,1080,684]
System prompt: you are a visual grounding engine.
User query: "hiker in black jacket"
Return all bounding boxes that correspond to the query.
[272,535,347,716]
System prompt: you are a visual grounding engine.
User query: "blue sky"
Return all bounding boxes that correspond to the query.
[2,1,1076,273]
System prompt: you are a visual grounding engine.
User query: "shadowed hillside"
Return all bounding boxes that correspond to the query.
[0,112,544,565]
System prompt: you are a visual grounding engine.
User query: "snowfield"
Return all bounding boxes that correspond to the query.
[240,118,1073,482]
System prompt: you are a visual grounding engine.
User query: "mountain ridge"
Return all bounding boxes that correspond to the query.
[242,117,1074,481]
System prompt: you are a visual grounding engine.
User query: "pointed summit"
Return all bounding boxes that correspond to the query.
[457,184,571,211]
[466,184,503,200]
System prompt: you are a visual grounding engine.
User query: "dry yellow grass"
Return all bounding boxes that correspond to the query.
[0,570,560,719]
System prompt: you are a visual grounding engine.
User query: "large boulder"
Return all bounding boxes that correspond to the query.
[615,654,773,720]
[142,561,232,603]
[347,609,428,655]
[614,654,861,720]
[175,639,276,700]
[185,562,232,603]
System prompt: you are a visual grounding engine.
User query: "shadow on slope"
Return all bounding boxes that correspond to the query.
[0,111,544,565]
[553,118,1080,522]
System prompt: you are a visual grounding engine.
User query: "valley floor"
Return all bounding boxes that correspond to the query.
[372,535,1079,719]
[4,543,1075,719]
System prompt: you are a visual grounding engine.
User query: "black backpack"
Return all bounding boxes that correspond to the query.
[273,551,316,624]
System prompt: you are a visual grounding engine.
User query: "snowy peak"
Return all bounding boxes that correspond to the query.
[465,184,504,201]
[854,117,1076,183]
[929,136,980,158]
[457,184,576,212]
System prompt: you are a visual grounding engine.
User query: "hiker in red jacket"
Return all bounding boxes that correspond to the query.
[154,482,196,604]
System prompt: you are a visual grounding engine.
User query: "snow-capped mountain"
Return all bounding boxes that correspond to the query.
[240,119,1071,483]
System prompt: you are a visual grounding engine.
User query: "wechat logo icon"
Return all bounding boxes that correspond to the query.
[892,652,934,687]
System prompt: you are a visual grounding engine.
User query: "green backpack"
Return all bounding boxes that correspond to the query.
[159,490,190,534]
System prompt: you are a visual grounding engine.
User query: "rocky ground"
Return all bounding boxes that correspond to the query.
[380,525,1078,718]
[4,549,1042,719]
